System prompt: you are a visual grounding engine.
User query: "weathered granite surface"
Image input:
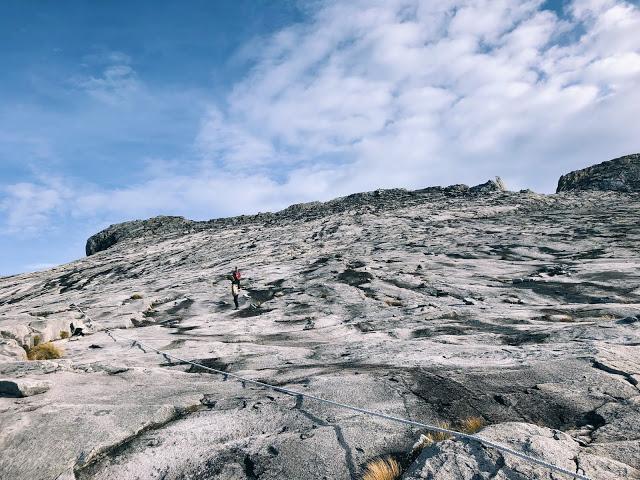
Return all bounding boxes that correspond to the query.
[1,173,639,479]
[557,153,640,193]
[85,178,507,256]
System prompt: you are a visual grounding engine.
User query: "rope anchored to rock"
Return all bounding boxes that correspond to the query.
[69,304,591,480]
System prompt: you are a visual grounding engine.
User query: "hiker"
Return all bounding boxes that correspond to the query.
[230,267,241,309]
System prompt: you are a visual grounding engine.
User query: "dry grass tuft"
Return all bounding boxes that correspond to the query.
[362,457,401,480]
[130,293,143,300]
[26,342,64,360]
[59,330,69,339]
[460,416,485,434]
[412,422,453,452]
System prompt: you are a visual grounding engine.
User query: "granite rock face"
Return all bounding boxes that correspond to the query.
[1,168,639,479]
[557,153,640,193]
[402,423,636,479]
[86,215,195,255]
[85,179,507,256]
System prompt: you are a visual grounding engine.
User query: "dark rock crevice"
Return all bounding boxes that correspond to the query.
[294,395,358,480]
[591,360,639,390]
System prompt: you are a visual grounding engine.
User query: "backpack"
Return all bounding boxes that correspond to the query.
[233,271,242,280]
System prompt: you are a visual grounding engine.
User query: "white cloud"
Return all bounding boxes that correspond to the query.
[71,57,141,105]
[0,179,71,234]
[2,0,640,239]
[190,0,640,195]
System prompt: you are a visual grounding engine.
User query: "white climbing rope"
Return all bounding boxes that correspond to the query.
[70,304,591,480]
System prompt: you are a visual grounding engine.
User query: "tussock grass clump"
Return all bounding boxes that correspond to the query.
[130,293,143,300]
[460,416,485,434]
[59,330,69,339]
[412,422,453,452]
[413,417,486,454]
[26,342,64,360]
[362,457,401,480]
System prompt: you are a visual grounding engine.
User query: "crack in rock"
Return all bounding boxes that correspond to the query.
[592,360,639,390]
[73,404,201,479]
[294,395,358,480]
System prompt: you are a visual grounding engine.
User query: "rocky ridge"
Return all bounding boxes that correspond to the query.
[1,156,639,480]
[557,153,640,193]
[85,177,507,255]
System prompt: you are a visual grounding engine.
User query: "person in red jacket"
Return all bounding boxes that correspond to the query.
[230,267,241,309]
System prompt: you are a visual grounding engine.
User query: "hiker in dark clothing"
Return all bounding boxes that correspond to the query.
[230,267,241,309]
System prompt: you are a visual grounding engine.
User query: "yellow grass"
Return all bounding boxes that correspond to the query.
[59,330,69,339]
[413,417,486,454]
[413,422,453,452]
[130,293,143,300]
[26,342,63,360]
[362,457,401,480]
[460,416,485,434]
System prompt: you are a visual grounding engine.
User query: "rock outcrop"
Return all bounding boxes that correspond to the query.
[557,153,640,193]
[403,423,638,479]
[85,180,509,255]
[0,379,50,397]
[86,215,194,255]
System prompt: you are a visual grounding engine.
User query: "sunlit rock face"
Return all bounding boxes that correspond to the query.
[1,161,639,480]
[557,153,640,193]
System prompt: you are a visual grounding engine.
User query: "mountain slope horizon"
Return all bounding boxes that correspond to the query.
[1,153,639,479]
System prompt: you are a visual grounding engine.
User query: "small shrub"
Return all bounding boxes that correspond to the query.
[130,293,143,300]
[59,330,70,339]
[460,416,485,434]
[412,422,453,452]
[26,342,63,360]
[362,457,401,480]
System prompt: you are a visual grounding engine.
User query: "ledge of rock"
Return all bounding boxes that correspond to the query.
[85,216,195,256]
[557,153,640,193]
[0,379,50,397]
[85,180,508,255]
[402,422,638,479]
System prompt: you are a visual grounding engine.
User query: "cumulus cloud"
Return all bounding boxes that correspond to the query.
[0,178,71,234]
[198,0,640,193]
[2,0,640,239]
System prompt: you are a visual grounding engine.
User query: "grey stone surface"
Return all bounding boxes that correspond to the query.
[402,423,638,479]
[0,339,27,362]
[85,180,508,255]
[0,174,639,479]
[0,379,50,397]
[557,153,640,192]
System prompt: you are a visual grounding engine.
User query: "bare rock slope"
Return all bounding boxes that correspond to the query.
[1,160,639,480]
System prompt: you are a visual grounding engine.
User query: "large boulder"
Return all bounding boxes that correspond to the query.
[402,423,638,479]
[0,339,27,362]
[469,177,507,194]
[557,153,640,193]
[0,379,50,397]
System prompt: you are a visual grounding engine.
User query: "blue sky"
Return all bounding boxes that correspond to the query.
[1,0,639,276]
